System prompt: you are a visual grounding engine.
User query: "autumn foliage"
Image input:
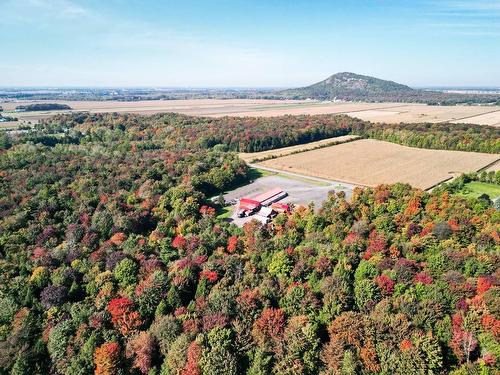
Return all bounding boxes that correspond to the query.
[0,112,498,374]
[94,342,120,375]
[125,332,156,374]
[107,298,143,335]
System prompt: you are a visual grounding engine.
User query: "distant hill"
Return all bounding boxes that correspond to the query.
[277,72,500,104]
[278,72,415,100]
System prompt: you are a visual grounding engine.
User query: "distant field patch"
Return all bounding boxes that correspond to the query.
[216,205,233,219]
[346,104,498,125]
[452,109,500,127]
[258,139,500,190]
[0,121,21,129]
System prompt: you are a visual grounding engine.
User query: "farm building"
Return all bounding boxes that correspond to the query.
[256,206,275,219]
[237,188,288,219]
[237,198,261,217]
[271,202,291,213]
[251,187,288,206]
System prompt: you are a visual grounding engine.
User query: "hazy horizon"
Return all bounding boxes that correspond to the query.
[2,83,500,90]
[1,0,500,87]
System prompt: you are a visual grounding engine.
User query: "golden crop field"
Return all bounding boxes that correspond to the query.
[258,139,500,190]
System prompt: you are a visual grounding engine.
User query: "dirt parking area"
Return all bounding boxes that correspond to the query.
[221,170,355,226]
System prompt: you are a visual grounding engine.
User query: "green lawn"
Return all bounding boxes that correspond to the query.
[458,181,500,199]
[216,205,233,219]
[248,167,275,179]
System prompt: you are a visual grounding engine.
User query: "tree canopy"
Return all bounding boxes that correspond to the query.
[0,112,498,374]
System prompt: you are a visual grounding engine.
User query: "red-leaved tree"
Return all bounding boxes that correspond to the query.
[181,341,202,375]
[107,297,142,335]
[252,307,286,348]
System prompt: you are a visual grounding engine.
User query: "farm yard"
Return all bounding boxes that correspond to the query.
[258,139,500,190]
[2,99,500,127]
[219,168,355,226]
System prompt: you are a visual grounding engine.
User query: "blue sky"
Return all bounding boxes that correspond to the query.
[1,0,499,87]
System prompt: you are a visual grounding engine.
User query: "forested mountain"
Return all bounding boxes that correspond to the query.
[0,113,498,374]
[278,72,415,100]
[278,72,500,105]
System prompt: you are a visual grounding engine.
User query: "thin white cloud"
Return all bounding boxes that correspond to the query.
[428,0,500,14]
[447,1,500,10]
[0,0,92,25]
[422,1,500,36]
[28,0,89,17]
[424,22,500,28]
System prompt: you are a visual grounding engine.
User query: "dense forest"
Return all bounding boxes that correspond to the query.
[15,103,72,112]
[10,112,497,154]
[350,121,500,154]
[0,112,499,374]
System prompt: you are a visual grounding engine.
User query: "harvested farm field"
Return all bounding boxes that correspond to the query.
[485,160,500,172]
[258,139,500,190]
[2,99,499,126]
[452,109,500,126]
[238,135,359,163]
[345,104,500,126]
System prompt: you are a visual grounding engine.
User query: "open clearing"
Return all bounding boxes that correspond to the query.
[2,99,500,126]
[457,181,500,200]
[258,139,500,190]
